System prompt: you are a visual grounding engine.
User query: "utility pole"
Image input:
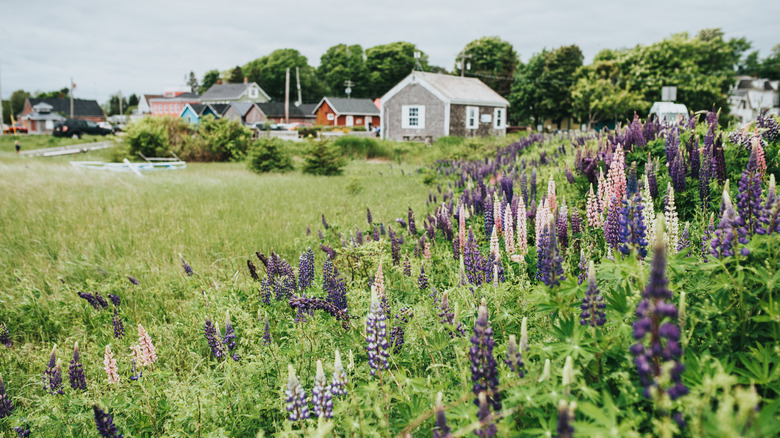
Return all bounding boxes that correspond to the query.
[295,67,302,107]
[284,68,290,124]
[0,61,4,136]
[457,49,472,77]
[119,90,123,117]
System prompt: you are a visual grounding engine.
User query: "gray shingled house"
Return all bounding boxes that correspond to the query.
[380,72,509,142]
[200,80,271,104]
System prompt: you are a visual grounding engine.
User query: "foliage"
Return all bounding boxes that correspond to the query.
[186,72,199,94]
[456,36,518,96]
[228,66,244,84]
[35,87,70,99]
[200,69,220,94]
[189,116,254,162]
[331,136,388,159]
[318,44,371,98]
[302,139,346,175]
[571,67,647,128]
[365,42,429,98]
[125,116,192,157]
[243,49,328,102]
[247,137,294,174]
[104,93,129,116]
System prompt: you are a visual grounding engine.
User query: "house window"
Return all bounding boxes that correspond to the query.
[327,113,335,121]
[402,105,425,129]
[466,106,478,129]
[249,88,258,98]
[346,115,354,126]
[493,108,505,129]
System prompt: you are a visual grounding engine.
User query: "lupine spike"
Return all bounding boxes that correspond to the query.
[538,358,551,382]
[93,405,123,438]
[366,287,389,376]
[433,392,452,438]
[68,341,87,391]
[312,360,333,419]
[285,364,309,421]
[556,400,576,438]
[103,345,120,384]
[137,324,157,365]
[580,261,606,327]
[330,349,348,397]
[0,374,14,419]
[470,298,501,414]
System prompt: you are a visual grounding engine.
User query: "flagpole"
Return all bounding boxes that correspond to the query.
[70,77,74,118]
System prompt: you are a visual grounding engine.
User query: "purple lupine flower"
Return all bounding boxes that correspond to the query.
[710,190,749,258]
[289,295,350,329]
[418,263,429,290]
[475,390,496,437]
[580,261,606,327]
[367,207,373,225]
[113,309,124,339]
[677,223,691,253]
[646,159,658,199]
[627,161,638,195]
[557,208,569,250]
[570,208,581,235]
[396,218,407,229]
[537,222,565,288]
[577,249,587,285]
[108,294,120,307]
[298,249,314,290]
[330,350,348,397]
[699,148,711,213]
[321,214,330,230]
[665,126,680,166]
[380,222,386,236]
[42,345,64,395]
[223,312,237,360]
[247,260,259,281]
[565,166,576,184]
[433,392,452,438]
[503,335,525,378]
[689,136,700,181]
[713,134,727,185]
[530,168,537,202]
[366,289,389,376]
[470,299,501,415]
[93,405,123,438]
[464,228,487,286]
[322,258,348,313]
[306,225,311,236]
[670,151,686,193]
[521,173,529,205]
[439,292,465,338]
[78,292,102,310]
[372,225,380,241]
[555,400,575,438]
[403,254,412,277]
[0,374,14,419]
[390,229,401,266]
[94,293,109,309]
[260,277,272,305]
[389,308,411,354]
[127,275,139,286]
[320,243,336,260]
[618,193,648,259]
[129,359,142,381]
[180,255,194,276]
[484,196,494,238]
[630,221,688,401]
[0,323,12,348]
[262,315,272,345]
[14,425,31,437]
[452,237,460,261]
[204,317,224,359]
[312,360,333,419]
[604,196,621,250]
[736,144,765,235]
[408,207,417,235]
[318,229,324,240]
[68,342,87,391]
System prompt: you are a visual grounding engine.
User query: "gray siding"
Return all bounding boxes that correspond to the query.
[449,104,507,138]
[383,83,446,142]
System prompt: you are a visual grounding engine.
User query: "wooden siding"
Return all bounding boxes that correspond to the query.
[449,104,507,138]
[383,82,446,142]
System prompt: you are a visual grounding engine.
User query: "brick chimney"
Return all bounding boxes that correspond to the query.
[244,77,248,84]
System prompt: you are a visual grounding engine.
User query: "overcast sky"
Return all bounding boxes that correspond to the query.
[0,0,777,104]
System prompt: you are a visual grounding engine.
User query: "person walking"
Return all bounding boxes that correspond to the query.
[15,140,21,153]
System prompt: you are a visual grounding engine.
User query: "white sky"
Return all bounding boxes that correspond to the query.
[0,0,777,103]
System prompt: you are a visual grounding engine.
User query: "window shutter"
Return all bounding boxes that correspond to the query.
[418,106,425,129]
[402,106,410,129]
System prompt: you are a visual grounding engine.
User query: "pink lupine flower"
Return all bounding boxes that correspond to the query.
[607,144,627,201]
[516,196,528,256]
[504,205,515,255]
[586,184,601,228]
[458,203,466,255]
[546,175,557,213]
[753,135,767,177]
[423,241,432,260]
[489,226,500,260]
[103,345,120,384]
[597,168,607,213]
[373,260,385,299]
[493,192,502,236]
[137,324,157,365]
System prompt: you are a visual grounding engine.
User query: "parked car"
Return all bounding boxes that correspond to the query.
[251,122,287,131]
[3,123,28,134]
[53,119,113,138]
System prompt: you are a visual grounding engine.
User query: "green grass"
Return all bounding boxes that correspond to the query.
[0,155,430,291]
[0,134,116,154]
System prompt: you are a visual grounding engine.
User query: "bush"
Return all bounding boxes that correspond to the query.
[125,116,192,157]
[302,139,346,176]
[193,116,253,161]
[247,138,294,174]
[296,126,321,138]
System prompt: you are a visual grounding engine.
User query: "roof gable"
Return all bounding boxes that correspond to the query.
[26,98,104,117]
[200,82,270,101]
[381,72,509,107]
[314,97,380,115]
[256,102,315,118]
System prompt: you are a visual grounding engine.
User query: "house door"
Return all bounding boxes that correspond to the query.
[365,116,372,129]
[346,115,354,127]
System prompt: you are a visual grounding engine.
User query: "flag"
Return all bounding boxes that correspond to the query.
[71,82,76,89]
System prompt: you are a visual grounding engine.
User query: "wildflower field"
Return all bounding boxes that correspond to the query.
[1,110,779,437]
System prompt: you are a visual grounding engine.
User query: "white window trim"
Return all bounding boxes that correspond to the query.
[402,105,425,129]
[493,108,505,129]
[466,106,478,130]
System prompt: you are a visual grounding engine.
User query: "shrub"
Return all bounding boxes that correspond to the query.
[332,136,389,159]
[297,126,321,138]
[302,139,346,176]
[194,116,254,161]
[247,138,294,174]
[125,116,192,157]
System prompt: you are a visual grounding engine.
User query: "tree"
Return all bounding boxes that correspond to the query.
[537,45,583,126]
[571,76,645,129]
[36,88,69,99]
[759,44,780,80]
[228,66,244,84]
[508,51,546,125]
[128,94,139,107]
[105,93,129,116]
[318,44,370,98]
[187,72,200,93]
[243,49,328,102]
[200,69,220,93]
[365,42,429,98]
[455,36,518,96]
[10,89,30,115]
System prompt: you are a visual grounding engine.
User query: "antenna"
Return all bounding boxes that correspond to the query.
[413,51,423,72]
[296,67,302,107]
[344,80,354,98]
